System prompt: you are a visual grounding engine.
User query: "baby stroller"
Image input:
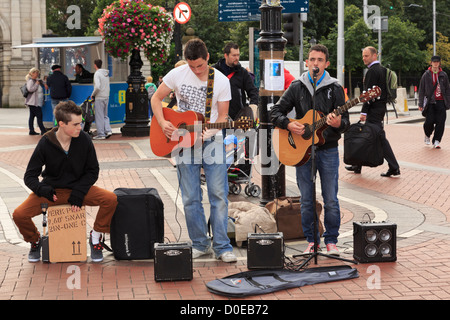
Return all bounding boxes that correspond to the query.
[226,130,261,197]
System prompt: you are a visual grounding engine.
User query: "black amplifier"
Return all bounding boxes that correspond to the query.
[353,221,397,263]
[154,242,193,282]
[247,232,284,269]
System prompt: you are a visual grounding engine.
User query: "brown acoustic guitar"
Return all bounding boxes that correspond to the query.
[272,86,381,167]
[150,108,253,158]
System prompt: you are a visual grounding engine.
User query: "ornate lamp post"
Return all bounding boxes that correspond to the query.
[121,48,150,136]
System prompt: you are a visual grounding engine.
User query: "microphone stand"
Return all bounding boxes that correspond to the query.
[296,67,356,269]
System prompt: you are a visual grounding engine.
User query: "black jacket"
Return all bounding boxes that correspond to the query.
[24,128,99,204]
[213,59,259,120]
[418,68,450,110]
[361,62,387,123]
[47,70,72,99]
[270,71,349,150]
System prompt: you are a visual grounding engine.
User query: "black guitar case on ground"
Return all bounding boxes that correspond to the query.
[206,265,359,297]
[109,188,164,260]
[344,121,384,167]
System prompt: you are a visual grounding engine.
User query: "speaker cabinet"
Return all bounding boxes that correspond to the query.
[353,221,397,263]
[154,242,193,281]
[247,233,284,269]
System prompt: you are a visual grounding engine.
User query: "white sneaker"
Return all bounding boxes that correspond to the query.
[93,135,105,140]
[192,247,213,259]
[434,140,441,149]
[217,251,237,263]
[425,136,431,145]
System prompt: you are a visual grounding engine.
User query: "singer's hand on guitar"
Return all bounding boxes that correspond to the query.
[287,121,305,136]
[326,113,341,128]
[202,127,219,140]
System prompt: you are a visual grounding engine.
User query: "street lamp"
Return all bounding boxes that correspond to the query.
[309,36,316,46]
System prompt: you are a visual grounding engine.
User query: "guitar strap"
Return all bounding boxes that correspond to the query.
[205,67,215,121]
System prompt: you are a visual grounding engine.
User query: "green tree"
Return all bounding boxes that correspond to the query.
[426,32,450,71]
[321,5,376,97]
[381,16,427,84]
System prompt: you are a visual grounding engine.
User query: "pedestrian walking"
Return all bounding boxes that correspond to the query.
[418,55,450,149]
[345,46,400,177]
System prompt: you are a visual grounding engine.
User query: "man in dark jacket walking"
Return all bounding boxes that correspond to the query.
[418,55,450,149]
[213,42,259,120]
[12,101,117,263]
[345,46,400,177]
[270,44,349,256]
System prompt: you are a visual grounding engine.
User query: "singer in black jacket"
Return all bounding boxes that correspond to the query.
[345,46,400,177]
[270,44,349,256]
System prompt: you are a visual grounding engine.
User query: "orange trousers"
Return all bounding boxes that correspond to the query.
[13,186,117,243]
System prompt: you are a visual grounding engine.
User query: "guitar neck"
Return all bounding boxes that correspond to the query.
[185,121,234,132]
[312,97,360,130]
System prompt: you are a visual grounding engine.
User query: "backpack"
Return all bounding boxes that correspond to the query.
[147,85,156,101]
[20,83,29,98]
[385,67,397,104]
[80,98,95,123]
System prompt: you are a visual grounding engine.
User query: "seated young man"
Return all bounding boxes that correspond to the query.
[13,101,117,262]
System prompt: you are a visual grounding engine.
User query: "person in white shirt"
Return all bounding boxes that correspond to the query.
[91,59,112,140]
[151,39,237,263]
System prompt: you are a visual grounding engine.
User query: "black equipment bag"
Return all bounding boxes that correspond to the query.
[206,265,359,297]
[344,121,384,167]
[109,188,164,260]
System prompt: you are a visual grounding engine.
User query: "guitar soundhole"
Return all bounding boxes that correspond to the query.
[302,125,312,140]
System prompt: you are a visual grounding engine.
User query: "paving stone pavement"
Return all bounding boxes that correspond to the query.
[1,106,450,305]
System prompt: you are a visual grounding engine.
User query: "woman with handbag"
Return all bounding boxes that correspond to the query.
[418,55,450,149]
[25,68,47,135]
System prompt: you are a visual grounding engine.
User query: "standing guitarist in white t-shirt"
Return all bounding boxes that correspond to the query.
[151,39,237,263]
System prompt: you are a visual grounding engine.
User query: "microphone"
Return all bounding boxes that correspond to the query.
[313,67,320,74]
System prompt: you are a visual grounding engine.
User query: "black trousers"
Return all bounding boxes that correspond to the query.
[27,105,46,134]
[424,100,446,143]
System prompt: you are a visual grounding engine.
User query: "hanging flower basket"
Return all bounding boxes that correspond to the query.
[98,0,174,64]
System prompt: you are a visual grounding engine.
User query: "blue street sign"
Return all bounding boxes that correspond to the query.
[218,0,309,22]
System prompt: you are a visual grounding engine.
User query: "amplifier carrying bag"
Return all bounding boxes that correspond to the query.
[109,188,164,260]
[344,121,384,167]
[265,196,323,240]
[206,265,359,298]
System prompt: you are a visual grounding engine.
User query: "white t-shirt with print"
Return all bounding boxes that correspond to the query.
[163,64,231,123]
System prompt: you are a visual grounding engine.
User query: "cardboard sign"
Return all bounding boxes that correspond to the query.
[47,204,87,262]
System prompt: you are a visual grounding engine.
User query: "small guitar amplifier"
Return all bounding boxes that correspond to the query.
[154,242,193,282]
[247,232,284,269]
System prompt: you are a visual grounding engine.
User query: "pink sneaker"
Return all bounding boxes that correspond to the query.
[303,242,320,254]
[326,243,340,256]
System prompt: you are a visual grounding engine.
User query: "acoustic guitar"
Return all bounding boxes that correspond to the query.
[272,86,381,167]
[150,108,253,158]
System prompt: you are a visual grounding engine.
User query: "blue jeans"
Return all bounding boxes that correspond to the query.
[296,147,341,245]
[176,138,232,257]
